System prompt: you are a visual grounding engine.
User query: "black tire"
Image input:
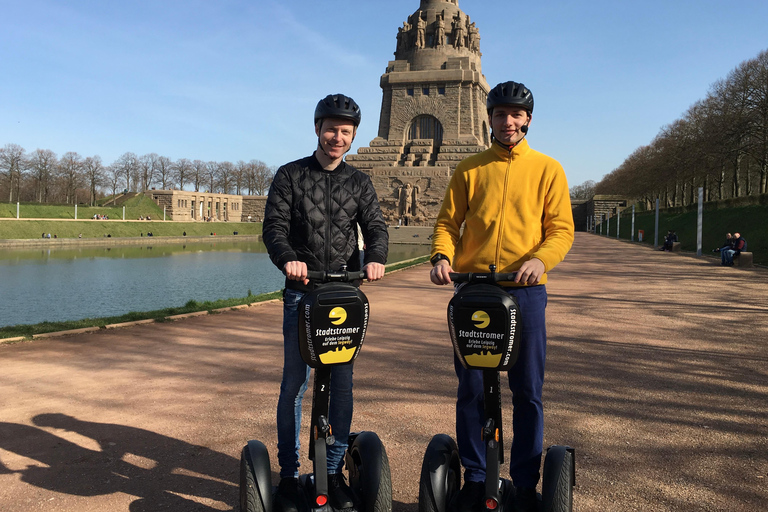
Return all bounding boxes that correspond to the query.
[540,445,574,512]
[240,441,273,512]
[347,431,392,512]
[418,434,461,512]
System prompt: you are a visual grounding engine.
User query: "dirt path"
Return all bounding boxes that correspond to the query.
[1,233,766,511]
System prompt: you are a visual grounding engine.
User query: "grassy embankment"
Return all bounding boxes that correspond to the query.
[0,195,262,239]
[600,202,767,266]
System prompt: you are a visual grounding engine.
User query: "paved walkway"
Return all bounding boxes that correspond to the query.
[1,233,766,511]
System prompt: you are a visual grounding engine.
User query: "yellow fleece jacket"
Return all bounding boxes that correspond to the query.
[431,139,574,285]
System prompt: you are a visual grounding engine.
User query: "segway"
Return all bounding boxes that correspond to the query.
[418,266,574,512]
[241,267,392,512]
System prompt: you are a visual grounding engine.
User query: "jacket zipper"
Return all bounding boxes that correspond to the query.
[495,148,512,267]
[325,172,331,272]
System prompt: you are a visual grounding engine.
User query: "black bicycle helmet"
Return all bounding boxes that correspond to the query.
[314,94,362,127]
[486,81,534,114]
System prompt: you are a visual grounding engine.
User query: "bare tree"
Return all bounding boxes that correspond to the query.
[569,180,596,200]
[234,160,247,195]
[217,161,235,194]
[249,159,274,195]
[0,143,26,203]
[138,153,159,192]
[205,161,219,192]
[155,156,173,190]
[745,49,768,194]
[83,156,105,206]
[58,152,84,204]
[174,158,192,191]
[192,160,206,192]
[107,164,122,199]
[114,152,139,193]
[27,148,58,203]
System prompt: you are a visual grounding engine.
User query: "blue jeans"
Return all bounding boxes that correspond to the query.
[454,285,547,489]
[277,289,354,478]
[722,249,736,265]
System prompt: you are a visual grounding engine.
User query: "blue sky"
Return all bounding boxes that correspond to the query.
[2,0,767,188]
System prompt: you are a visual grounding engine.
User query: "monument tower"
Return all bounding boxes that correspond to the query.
[346,0,490,226]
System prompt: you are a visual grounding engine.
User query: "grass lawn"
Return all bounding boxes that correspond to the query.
[0,219,262,240]
[0,195,261,240]
[0,194,163,220]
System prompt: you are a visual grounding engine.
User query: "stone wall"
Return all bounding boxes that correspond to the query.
[242,196,268,222]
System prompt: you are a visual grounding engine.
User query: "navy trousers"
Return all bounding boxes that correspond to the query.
[454,284,547,489]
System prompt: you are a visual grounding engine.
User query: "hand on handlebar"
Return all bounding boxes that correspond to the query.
[430,259,453,285]
[362,262,385,282]
[514,258,545,286]
[284,260,309,285]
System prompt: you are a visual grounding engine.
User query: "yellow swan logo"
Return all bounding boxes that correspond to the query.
[472,310,490,329]
[329,307,347,325]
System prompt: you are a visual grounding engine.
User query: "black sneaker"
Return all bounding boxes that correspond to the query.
[513,486,539,512]
[450,480,485,512]
[274,477,304,512]
[328,473,355,510]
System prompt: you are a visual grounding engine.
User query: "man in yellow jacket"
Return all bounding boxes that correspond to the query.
[430,81,574,512]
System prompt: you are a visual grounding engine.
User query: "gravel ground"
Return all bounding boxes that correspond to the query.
[1,232,766,511]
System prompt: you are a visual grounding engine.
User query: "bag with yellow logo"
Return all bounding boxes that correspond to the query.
[448,283,520,371]
[298,282,370,368]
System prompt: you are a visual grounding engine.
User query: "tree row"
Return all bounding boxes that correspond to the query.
[595,49,768,209]
[0,146,276,206]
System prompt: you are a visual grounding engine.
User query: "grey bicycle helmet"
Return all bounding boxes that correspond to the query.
[486,81,534,114]
[314,94,362,127]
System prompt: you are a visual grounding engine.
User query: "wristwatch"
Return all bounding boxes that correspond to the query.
[430,253,450,266]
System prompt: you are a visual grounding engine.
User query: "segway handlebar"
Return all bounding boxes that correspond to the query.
[305,269,367,283]
[449,266,518,284]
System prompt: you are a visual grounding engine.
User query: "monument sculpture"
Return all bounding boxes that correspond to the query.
[347,0,490,226]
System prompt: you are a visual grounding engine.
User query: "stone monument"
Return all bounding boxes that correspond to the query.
[346,0,490,226]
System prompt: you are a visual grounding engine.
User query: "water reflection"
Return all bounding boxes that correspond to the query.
[0,242,427,328]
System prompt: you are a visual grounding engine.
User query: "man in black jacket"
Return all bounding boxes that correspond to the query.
[262,94,388,512]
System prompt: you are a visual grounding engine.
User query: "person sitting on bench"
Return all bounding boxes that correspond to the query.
[660,230,678,251]
[712,233,733,253]
[722,232,747,266]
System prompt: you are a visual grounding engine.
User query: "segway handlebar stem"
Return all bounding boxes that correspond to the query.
[305,270,367,283]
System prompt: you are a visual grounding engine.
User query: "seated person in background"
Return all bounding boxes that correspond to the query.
[722,232,746,266]
[661,230,678,251]
[713,233,733,253]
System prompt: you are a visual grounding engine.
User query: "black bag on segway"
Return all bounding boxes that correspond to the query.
[298,283,369,368]
[448,283,521,371]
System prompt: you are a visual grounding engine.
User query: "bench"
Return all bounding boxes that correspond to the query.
[734,252,753,267]
[671,242,681,252]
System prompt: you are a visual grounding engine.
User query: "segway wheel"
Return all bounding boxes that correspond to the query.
[540,445,575,512]
[240,440,273,512]
[418,434,461,512]
[347,431,392,512]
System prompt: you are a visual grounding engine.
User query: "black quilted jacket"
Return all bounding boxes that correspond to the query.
[262,155,389,291]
